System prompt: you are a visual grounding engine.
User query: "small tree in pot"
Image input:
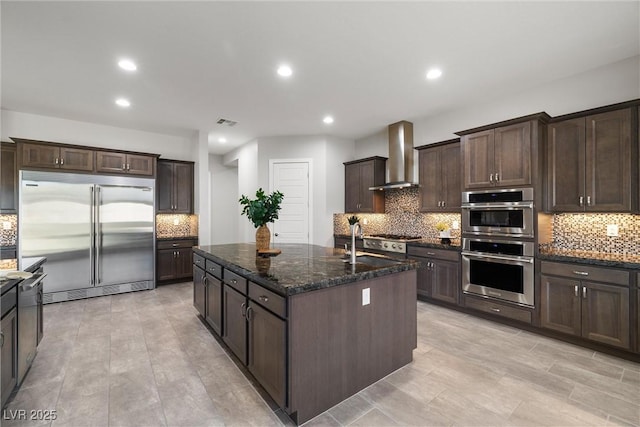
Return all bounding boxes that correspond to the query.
[239,188,284,251]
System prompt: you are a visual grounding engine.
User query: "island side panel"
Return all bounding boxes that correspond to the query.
[288,270,417,424]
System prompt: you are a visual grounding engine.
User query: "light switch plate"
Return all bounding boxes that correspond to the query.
[452,220,459,230]
[2,221,11,230]
[606,224,619,237]
[362,288,370,306]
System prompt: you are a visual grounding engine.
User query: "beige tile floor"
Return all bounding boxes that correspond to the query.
[3,282,639,427]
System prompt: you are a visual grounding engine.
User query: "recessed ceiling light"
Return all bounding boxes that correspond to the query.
[118,59,137,72]
[323,116,334,124]
[218,137,227,144]
[426,68,443,80]
[277,64,293,77]
[115,98,131,108]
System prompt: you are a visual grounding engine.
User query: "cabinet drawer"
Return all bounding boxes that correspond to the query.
[205,259,222,279]
[407,246,459,261]
[249,282,286,318]
[464,295,532,324]
[223,269,247,295]
[157,239,197,250]
[540,261,629,286]
[193,253,205,269]
[1,285,17,318]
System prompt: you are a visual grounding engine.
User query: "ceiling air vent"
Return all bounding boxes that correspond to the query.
[217,118,238,127]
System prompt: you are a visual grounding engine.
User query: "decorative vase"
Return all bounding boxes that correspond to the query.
[256,225,271,251]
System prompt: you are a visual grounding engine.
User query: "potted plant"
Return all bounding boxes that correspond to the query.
[435,221,451,244]
[239,188,284,251]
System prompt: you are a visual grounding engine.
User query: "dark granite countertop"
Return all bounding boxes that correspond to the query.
[0,257,47,294]
[408,239,461,251]
[538,248,640,270]
[194,243,419,296]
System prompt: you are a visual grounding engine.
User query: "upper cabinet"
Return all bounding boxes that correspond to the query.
[157,160,194,214]
[547,108,632,212]
[417,139,461,212]
[0,143,18,214]
[20,141,94,172]
[344,157,386,213]
[96,151,155,176]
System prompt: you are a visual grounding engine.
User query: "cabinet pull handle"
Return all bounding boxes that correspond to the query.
[490,308,501,313]
[55,158,59,165]
[489,173,494,183]
[60,158,64,165]
[172,243,179,247]
[0,332,4,347]
[573,270,589,276]
[574,285,579,297]
[246,306,253,322]
[437,201,441,207]
[426,252,435,256]
[495,173,499,182]
[586,196,591,206]
[231,279,237,284]
[203,276,207,287]
[127,163,131,171]
[122,163,126,170]
[582,287,587,299]
[442,201,445,207]
[258,295,269,303]
[579,196,584,206]
[241,302,246,318]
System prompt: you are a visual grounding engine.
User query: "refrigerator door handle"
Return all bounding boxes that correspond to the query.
[95,186,102,285]
[90,186,95,286]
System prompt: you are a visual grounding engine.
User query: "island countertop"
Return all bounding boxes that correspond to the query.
[193,243,419,296]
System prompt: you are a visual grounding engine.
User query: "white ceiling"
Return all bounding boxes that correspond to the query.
[2,1,638,155]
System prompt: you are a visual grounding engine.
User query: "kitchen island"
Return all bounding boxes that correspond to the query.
[193,243,418,425]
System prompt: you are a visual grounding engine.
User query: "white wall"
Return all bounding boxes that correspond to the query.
[209,154,238,244]
[355,55,640,155]
[224,141,258,243]
[1,110,194,160]
[324,136,354,246]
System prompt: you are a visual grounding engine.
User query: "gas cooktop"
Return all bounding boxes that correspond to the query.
[367,234,422,241]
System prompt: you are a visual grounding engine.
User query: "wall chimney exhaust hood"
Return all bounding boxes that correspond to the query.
[369,120,418,191]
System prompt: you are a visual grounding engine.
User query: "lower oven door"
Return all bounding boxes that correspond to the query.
[462,252,534,307]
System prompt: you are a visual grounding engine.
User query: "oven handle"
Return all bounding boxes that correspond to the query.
[462,252,534,264]
[461,202,533,209]
[20,273,47,291]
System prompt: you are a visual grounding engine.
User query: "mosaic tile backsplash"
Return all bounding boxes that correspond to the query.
[550,213,640,255]
[0,214,17,246]
[156,214,199,238]
[334,188,461,239]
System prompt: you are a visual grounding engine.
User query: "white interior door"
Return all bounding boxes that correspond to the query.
[271,161,310,244]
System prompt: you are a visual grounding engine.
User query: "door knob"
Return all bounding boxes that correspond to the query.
[274,233,279,237]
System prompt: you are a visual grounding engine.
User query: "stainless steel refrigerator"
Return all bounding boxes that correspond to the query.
[20,171,155,303]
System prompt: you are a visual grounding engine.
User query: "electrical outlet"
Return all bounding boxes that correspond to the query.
[362,218,368,225]
[173,218,180,225]
[2,221,11,230]
[606,224,619,237]
[452,220,459,230]
[362,288,370,306]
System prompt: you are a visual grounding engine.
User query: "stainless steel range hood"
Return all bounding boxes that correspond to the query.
[369,120,418,191]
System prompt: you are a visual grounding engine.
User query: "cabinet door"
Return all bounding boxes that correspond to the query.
[223,285,247,364]
[157,249,177,281]
[193,266,206,317]
[440,142,461,211]
[205,274,222,335]
[418,148,440,211]
[540,275,581,337]
[1,308,18,407]
[96,151,127,174]
[585,109,632,212]
[59,147,94,171]
[174,162,193,213]
[547,118,585,212]
[357,161,376,212]
[247,302,286,407]
[21,143,59,168]
[582,282,630,350]
[431,259,459,305]
[494,122,531,188]
[156,161,174,213]
[126,154,155,176]
[413,257,431,298]
[463,130,494,189]
[344,163,360,212]
[175,248,193,279]
[0,144,17,213]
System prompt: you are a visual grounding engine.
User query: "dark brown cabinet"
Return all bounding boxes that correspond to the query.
[223,284,248,363]
[157,160,194,214]
[547,108,632,212]
[20,142,94,172]
[1,143,18,214]
[461,121,532,189]
[344,157,386,213]
[1,307,17,407]
[157,239,197,283]
[193,262,206,317]
[408,246,460,305]
[417,140,461,212]
[540,261,630,350]
[96,151,155,176]
[205,274,223,336]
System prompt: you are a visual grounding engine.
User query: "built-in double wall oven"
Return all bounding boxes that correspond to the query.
[461,188,535,307]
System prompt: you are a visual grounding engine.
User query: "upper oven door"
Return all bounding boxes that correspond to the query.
[461,204,534,237]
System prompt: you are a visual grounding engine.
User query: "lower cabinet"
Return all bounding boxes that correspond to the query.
[408,246,460,305]
[204,274,222,336]
[157,239,197,284]
[1,307,17,407]
[540,261,630,350]
[222,285,248,363]
[193,262,206,317]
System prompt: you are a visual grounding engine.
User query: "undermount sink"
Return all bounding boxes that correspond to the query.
[342,254,402,267]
